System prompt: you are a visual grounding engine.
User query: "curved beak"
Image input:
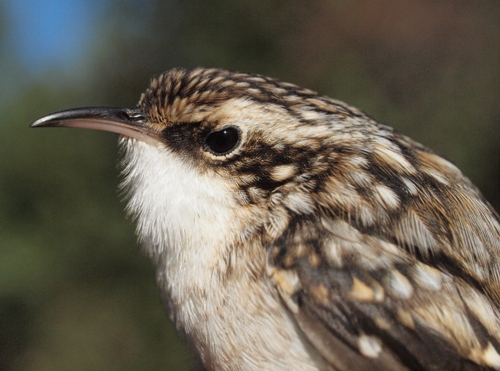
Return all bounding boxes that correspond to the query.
[31,107,161,142]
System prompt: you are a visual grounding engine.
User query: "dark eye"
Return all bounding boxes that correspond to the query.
[204,127,241,155]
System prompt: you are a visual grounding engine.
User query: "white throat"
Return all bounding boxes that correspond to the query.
[121,138,237,250]
[120,138,241,298]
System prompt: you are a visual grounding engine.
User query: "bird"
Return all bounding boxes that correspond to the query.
[32,67,500,371]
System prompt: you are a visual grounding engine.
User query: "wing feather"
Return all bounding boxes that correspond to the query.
[266,119,500,370]
[269,210,500,370]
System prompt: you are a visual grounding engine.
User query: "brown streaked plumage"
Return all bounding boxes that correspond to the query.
[32,68,500,370]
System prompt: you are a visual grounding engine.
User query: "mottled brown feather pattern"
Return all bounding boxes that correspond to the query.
[34,67,500,370]
[132,68,500,370]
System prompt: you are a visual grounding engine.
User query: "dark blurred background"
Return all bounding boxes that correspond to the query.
[1,0,498,370]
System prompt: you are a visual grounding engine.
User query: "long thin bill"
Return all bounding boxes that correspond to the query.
[31,106,161,142]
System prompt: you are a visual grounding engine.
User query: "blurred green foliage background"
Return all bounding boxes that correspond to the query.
[1,1,498,370]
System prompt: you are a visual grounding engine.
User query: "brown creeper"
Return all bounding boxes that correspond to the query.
[32,68,500,370]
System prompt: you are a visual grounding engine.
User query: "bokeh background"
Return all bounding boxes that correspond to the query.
[1,0,499,370]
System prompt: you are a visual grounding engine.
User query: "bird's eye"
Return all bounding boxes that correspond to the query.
[204,127,241,155]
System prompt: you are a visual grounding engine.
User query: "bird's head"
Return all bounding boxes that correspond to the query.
[32,68,370,262]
